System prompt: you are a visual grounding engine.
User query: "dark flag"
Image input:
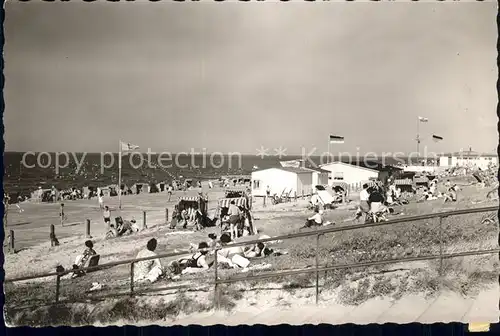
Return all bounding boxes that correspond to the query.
[329,135,345,144]
[432,135,443,142]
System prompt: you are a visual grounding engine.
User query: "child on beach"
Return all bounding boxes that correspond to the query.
[71,240,97,278]
[103,206,111,227]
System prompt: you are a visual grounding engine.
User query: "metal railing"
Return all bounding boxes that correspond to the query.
[5,205,499,309]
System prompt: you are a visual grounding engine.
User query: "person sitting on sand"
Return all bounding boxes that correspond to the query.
[179,208,189,228]
[303,208,323,228]
[368,187,385,213]
[134,238,163,283]
[443,185,458,203]
[72,240,97,278]
[429,180,437,196]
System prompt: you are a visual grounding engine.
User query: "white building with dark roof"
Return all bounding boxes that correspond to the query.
[438,151,497,169]
[251,167,316,197]
[319,161,402,186]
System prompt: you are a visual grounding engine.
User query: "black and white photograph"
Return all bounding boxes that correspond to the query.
[3,0,499,327]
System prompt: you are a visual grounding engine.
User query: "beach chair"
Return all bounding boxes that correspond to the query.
[86,254,100,272]
[72,254,100,278]
[279,188,289,203]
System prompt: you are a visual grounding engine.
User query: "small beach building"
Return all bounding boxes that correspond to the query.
[438,151,498,170]
[303,167,330,187]
[319,161,402,186]
[251,167,314,197]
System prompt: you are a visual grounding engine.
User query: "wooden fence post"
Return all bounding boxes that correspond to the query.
[55,272,61,303]
[130,262,135,297]
[86,219,91,238]
[263,196,266,208]
[315,233,320,305]
[165,208,169,223]
[60,203,65,227]
[213,248,219,309]
[50,224,55,244]
[143,211,147,229]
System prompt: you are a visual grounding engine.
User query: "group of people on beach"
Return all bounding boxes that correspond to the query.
[100,232,285,284]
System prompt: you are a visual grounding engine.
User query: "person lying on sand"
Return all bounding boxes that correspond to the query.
[244,242,287,258]
[175,242,211,274]
[134,238,164,283]
[417,191,438,203]
[71,240,97,278]
[217,233,250,269]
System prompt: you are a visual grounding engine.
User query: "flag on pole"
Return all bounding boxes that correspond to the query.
[329,135,345,144]
[432,135,443,142]
[418,116,429,122]
[120,141,139,151]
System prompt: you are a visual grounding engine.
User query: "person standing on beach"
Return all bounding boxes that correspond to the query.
[167,185,173,202]
[228,200,242,239]
[98,193,104,210]
[358,184,370,222]
[103,206,111,228]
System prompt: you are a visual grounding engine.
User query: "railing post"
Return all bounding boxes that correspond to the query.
[315,232,320,305]
[50,224,56,246]
[439,216,444,279]
[86,219,91,238]
[130,262,135,297]
[143,210,147,229]
[55,272,61,303]
[263,196,266,208]
[9,230,15,253]
[213,248,219,310]
[165,208,169,223]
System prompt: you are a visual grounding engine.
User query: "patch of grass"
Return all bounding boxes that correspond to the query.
[210,285,240,312]
[337,278,371,306]
[371,275,398,298]
[6,291,214,326]
[5,304,92,327]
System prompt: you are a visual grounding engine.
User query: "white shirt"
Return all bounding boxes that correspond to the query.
[219,243,244,259]
[308,213,323,224]
[359,189,370,202]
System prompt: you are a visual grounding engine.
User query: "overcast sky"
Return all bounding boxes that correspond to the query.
[4,2,498,155]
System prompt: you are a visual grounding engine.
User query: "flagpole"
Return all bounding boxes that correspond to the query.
[416,117,420,159]
[328,138,331,164]
[118,140,122,210]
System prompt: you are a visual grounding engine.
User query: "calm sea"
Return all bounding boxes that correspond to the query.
[3,152,413,197]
